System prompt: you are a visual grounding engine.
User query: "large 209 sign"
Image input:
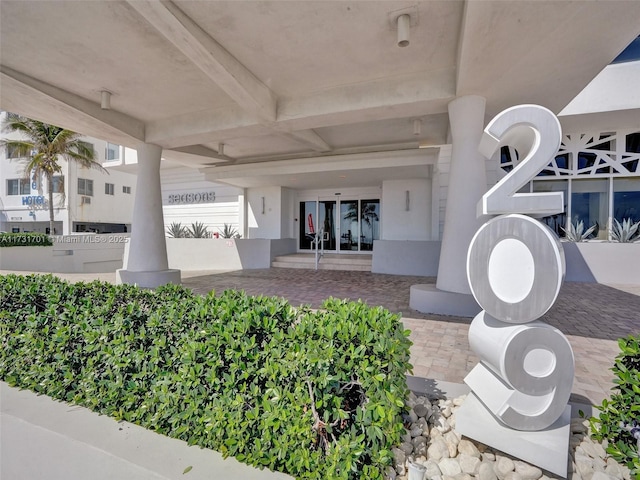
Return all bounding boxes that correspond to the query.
[459,105,574,476]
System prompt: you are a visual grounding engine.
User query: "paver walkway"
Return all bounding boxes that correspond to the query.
[2,268,639,405]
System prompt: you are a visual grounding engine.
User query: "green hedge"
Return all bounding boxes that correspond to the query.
[0,274,412,479]
[590,334,640,475]
[0,232,52,247]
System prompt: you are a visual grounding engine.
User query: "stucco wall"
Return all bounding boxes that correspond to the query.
[247,187,283,239]
[562,242,640,284]
[372,240,440,276]
[0,234,128,273]
[166,238,296,271]
[381,179,431,241]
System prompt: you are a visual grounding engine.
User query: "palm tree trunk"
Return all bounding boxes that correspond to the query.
[47,172,55,235]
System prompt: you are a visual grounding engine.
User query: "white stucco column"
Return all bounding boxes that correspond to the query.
[410,95,486,316]
[437,95,488,293]
[116,143,181,288]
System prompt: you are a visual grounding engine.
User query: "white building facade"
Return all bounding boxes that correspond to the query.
[1,112,137,235]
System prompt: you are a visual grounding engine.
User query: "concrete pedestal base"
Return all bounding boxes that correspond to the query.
[456,393,571,478]
[116,269,182,288]
[409,284,481,317]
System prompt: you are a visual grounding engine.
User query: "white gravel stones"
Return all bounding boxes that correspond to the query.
[392,393,632,480]
[439,457,463,476]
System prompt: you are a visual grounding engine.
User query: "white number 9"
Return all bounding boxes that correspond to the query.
[466,311,574,431]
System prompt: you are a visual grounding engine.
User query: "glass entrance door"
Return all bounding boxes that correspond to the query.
[299,200,336,251]
[299,198,379,252]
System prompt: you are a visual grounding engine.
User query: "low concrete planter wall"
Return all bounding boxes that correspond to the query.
[563,242,640,284]
[0,234,128,273]
[166,238,296,271]
[372,240,441,276]
[371,239,639,286]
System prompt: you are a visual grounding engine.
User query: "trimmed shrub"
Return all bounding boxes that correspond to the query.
[0,274,412,479]
[0,232,52,247]
[590,334,640,475]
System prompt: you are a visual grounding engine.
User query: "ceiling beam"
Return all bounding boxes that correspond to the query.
[145,70,454,150]
[276,129,332,152]
[126,0,277,122]
[0,66,145,145]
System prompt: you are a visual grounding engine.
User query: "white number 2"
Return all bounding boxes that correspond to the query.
[478,105,564,216]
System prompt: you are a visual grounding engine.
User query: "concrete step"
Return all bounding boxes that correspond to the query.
[272,253,372,271]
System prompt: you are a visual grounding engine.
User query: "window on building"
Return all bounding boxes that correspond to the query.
[106,143,120,161]
[7,178,30,195]
[51,175,64,193]
[6,144,24,159]
[77,178,94,196]
[571,179,609,240]
[122,186,131,194]
[533,180,568,237]
[105,183,114,195]
[78,141,94,157]
[613,178,640,224]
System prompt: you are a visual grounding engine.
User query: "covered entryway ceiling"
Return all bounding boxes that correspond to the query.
[1,1,639,188]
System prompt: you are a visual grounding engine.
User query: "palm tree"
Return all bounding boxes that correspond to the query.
[1,114,107,235]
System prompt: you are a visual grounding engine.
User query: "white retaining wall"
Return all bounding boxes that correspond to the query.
[166,238,296,271]
[0,234,129,273]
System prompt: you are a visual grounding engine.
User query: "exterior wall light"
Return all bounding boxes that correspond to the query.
[261,196,265,214]
[406,190,410,211]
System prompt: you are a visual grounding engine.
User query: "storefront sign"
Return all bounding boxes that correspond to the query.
[22,195,46,205]
[167,192,215,204]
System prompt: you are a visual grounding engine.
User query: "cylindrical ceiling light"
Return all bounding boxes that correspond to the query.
[218,143,225,156]
[413,119,421,136]
[397,14,410,47]
[100,90,111,110]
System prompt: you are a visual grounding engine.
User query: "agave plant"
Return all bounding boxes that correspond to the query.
[187,221,211,238]
[561,220,598,242]
[610,218,640,243]
[219,223,241,239]
[166,222,187,238]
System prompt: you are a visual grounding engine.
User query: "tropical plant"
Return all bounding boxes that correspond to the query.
[590,334,640,476]
[166,222,187,238]
[0,274,413,479]
[561,220,598,242]
[187,221,211,238]
[219,223,241,239]
[1,114,107,235]
[610,218,640,243]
